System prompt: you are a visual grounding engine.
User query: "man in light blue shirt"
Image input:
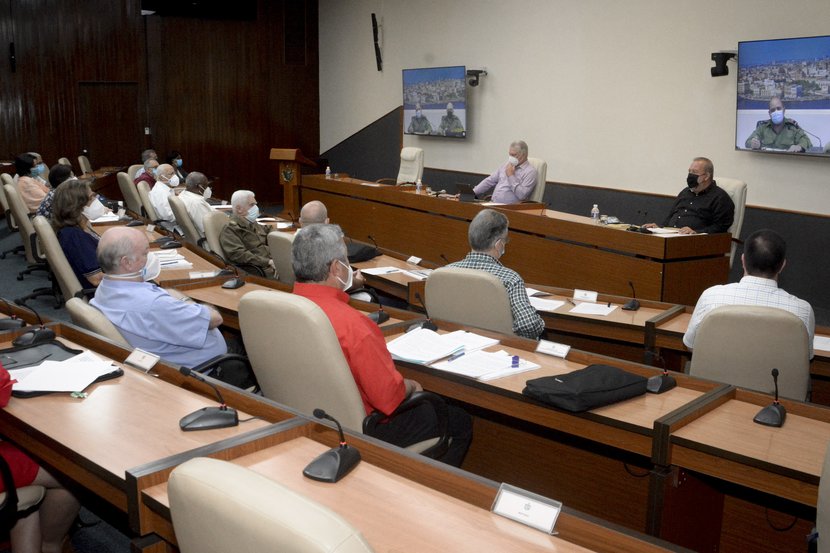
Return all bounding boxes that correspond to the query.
[473,140,538,204]
[91,227,227,367]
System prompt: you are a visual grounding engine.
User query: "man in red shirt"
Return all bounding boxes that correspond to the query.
[292,224,471,466]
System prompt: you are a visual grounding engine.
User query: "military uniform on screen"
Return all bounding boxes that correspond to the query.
[407,115,433,134]
[744,118,812,151]
[439,114,464,136]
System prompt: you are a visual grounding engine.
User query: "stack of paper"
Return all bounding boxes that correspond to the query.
[156,250,193,270]
[568,302,617,316]
[433,350,540,381]
[529,297,566,312]
[12,351,116,393]
[90,213,121,223]
[386,328,464,364]
[442,330,500,352]
[362,267,401,276]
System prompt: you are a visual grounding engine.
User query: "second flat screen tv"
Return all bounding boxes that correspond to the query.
[403,65,467,138]
[736,35,830,157]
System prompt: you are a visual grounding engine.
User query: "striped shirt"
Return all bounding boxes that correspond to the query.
[683,276,815,357]
[449,252,544,339]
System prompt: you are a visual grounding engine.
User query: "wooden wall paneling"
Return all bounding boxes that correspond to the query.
[78,82,142,166]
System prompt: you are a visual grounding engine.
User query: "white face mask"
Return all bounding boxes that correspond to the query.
[82,198,108,221]
[336,259,353,291]
[507,155,520,167]
[108,251,161,282]
[246,204,260,222]
[202,186,212,199]
[167,175,180,188]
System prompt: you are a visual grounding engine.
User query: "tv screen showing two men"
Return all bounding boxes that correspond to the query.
[736,35,830,157]
[403,65,467,138]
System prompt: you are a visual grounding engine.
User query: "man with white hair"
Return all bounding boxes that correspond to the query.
[149,163,180,228]
[219,190,276,277]
[473,140,537,204]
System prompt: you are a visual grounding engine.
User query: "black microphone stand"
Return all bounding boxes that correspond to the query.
[753,368,786,427]
[303,409,361,482]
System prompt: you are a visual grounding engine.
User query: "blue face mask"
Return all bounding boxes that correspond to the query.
[32,163,46,176]
[175,159,183,167]
[246,205,260,222]
[770,109,785,125]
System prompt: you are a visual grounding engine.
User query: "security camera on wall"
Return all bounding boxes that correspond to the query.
[466,69,487,87]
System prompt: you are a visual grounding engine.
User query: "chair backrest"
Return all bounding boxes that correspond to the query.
[527,157,548,203]
[169,194,203,245]
[169,457,375,553]
[57,157,73,170]
[3,184,41,264]
[688,304,810,400]
[716,177,747,267]
[239,290,367,431]
[425,267,514,335]
[0,178,13,232]
[817,442,830,553]
[117,171,143,216]
[127,164,143,180]
[32,215,83,302]
[203,211,230,258]
[266,231,295,285]
[136,181,160,222]
[397,147,424,184]
[77,155,92,175]
[65,297,131,348]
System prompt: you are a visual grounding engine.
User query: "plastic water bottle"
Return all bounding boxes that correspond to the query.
[325,166,331,179]
[416,179,422,194]
[591,204,600,223]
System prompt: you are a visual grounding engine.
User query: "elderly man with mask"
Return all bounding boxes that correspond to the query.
[219,189,277,277]
[407,102,433,134]
[745,97,812,153]
[134,158,159,187]
[148,163,180,228]
[178,172,213,237]
[448,209,544,339]
[91,227,227,367]
[472,141,538,204]
[292,223,472,467]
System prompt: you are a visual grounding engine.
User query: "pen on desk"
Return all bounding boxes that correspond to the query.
[447,351,465,362]
[607,301,611,307]
[567,298,577,306]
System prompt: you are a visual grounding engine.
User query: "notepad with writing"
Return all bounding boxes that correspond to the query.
[386,328,464,364]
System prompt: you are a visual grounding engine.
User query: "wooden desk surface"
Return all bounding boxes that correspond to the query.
[0,334,268,510]
[143,436,595,553]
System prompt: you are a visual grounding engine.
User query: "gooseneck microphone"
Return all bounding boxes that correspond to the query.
[754,368,786,427]
[11,302,55,346]
[366,235,380,252]
[622,281,640,311]
[413,292,438,331]
[439,253,450,265]
[178,367,239,431]
[0,298,26,331]
[303,408,361,482]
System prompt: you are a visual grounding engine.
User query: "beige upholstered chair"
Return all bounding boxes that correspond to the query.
[169,457,375,553]
[203,211,230,258]
[239,290,447,455]
[117,171,143,217]
[77,155,92,175]
[817,442,830,553]
[377,147,424,185]
[267,231,295,285]
[0,181,23,258]
[527,157,548,203]
[716,177,747,267]
[0,456,46,534]
[169,194,205,247]
[688,305,810,400]
[65,298,130,348]
[32,215,89,304]
[57,157,72,167]
[126,163,143,180]
[136,181,161,223]
[425,267,514,335]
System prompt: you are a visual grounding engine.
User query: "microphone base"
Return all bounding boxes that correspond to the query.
[753,403,786,427]
[303,445,361,483]
[179,407,239,431]
[621,299,640,311]
[0,319,26,330]
[420,320,438,331]
[647,374,677,394]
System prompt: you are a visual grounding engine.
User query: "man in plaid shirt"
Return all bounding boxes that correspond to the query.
[449,209,544,339]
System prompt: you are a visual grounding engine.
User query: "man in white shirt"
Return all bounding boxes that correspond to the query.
[149,163,179,228]
[178,172,213,236]
[683,229,815,357]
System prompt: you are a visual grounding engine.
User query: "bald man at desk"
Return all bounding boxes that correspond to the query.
[298,200,329,226]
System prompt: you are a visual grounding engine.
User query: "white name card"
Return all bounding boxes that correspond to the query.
[535,340,571,358]
[146,224,156,233]
[124,348,160,373]
[573,289,598,302]
[491,483,562,534]
[406,255,422,265]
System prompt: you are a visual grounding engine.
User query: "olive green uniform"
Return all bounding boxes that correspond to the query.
[745,118,812,151]
[439,114,464,136]
[219,214,277,277]
[407,115,433,134]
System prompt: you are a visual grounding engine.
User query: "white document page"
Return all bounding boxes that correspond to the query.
[386,328,464,364]
[442,330,500,353]
[433,350,540,381]
[529,297,566,312]
[361,267,401,276]
[814,335,830,353]
[90,213,121,223]
[568,302,618,316]
[525,287,550,297]
[13,351,116,393]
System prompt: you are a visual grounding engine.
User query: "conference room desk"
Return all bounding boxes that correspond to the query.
[131,416,681,553]
[168,274,421,331]
[351,250,432,305]
[299,174,731,305]
[0,323,282,517]
[81,166,124,198]
[384,320,828,551]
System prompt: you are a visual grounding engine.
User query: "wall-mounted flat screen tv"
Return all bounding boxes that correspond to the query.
[736,35,830,157]
[402,65,467,138]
